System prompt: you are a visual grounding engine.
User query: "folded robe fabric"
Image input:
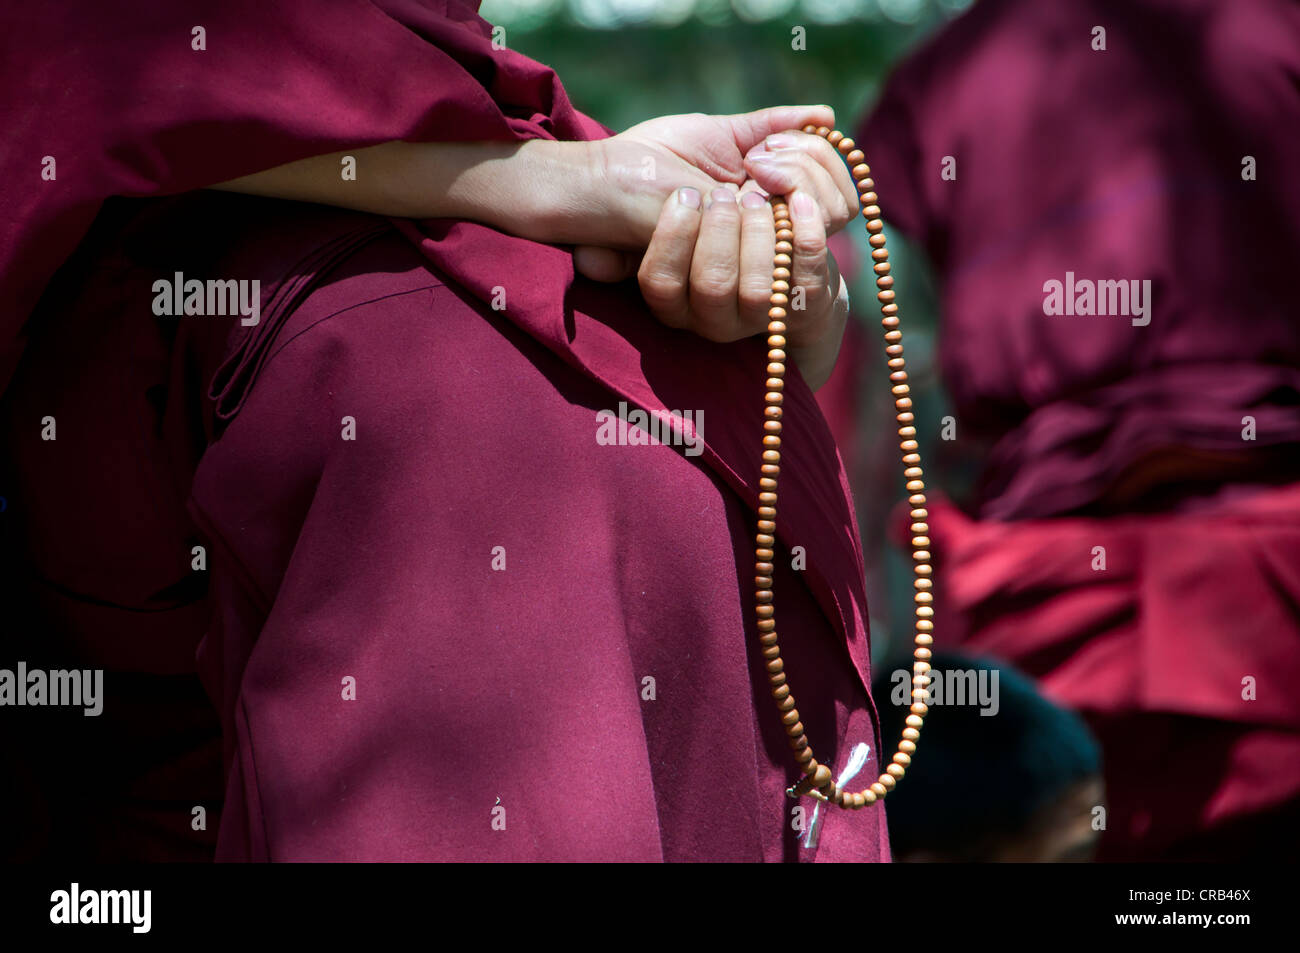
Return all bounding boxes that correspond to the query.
[1,1,889,859]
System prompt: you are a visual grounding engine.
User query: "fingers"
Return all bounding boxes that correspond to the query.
[785,191,833,347]
[687,189,743,340]
[742,133,857,234]
[638,187,704,329]
[637,186,777,342]
[738,190,778,330]
[760,132,860,229]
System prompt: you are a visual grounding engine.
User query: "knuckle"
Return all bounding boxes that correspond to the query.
[739,278,771,313]
[794,232,826,259]
[691,269,737,305]
[638,269,686,306]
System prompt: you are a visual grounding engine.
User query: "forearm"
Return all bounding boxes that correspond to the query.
[210,138,632,245]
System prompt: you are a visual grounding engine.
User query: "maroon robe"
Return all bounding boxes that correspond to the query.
[859,0,1300,859]
[1,1,888,860]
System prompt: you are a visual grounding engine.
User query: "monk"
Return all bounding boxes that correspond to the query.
[1,0,885,861]
[856,0,1300,860]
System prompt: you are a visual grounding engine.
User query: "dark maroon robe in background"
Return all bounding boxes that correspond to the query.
[1,1,888,860]
[858,0,1300,859]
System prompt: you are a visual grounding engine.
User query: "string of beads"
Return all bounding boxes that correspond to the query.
[758,125,933,809]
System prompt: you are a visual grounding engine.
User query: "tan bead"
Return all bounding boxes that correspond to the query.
[844,149,865,165]
[835,136,854,153]
[811,764,833,788]
[899,740,917,754]
[902,728,920,742]
[886,764,906,779]
[878,773,897,790]
[870,782,888,798]
[851,163,870,179]
[826,130,844,147]
[862,789,877,805]
[893,752,911,767]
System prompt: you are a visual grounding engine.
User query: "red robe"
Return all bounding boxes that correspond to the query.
[1,1,888,860]
[858,0,1300,859]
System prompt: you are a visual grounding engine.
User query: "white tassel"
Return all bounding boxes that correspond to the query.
[803,742,871,850]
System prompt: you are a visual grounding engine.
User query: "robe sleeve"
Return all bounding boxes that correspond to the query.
[0,0,609,394]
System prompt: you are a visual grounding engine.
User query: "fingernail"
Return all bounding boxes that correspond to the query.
[710,187,735,204]
[678,187,701,209]
[747,152,775,164]
[792,192,816,219]
[766,134,799,149]
[740,191,767,209]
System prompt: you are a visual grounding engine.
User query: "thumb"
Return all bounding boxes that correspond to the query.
[723,104,837,154]
[574,245,642,283]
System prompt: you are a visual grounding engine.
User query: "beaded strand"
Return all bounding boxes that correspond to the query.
[758,125,932,810]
